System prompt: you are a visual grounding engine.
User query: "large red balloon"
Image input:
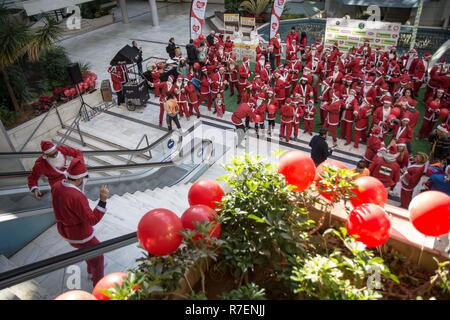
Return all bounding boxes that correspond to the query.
[346,203,391,248]
[137,208,183,256]
[188,180,224,209]
[92,272,128,300]
[409,191,450,237]
[181,205,221,239]
[278,151,316,192]
[55,290,97,300]
[439,108,449,122]
[314,159,347,201]
[350,176,388,207]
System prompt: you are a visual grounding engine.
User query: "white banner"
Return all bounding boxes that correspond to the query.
[190,0,208,39]
[324,18,401,52]
[270,0,288,39]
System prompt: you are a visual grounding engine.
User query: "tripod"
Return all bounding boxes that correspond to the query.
[75,83,94,122]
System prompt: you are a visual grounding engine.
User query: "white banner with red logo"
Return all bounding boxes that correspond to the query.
[190,0,208,39]
[269,0,287,39]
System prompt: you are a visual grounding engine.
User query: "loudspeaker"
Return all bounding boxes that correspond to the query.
[67,63,83,85]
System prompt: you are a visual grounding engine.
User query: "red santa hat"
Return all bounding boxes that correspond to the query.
[400,74,410,84]
[371,126,382,137]
[285,98,292,104]
[436,88,445,93]
[41,141,57,154]
[380,83,389,91]
[67,158,88,180]
[423,52,431,59]
[243,56,249,62]
[185,74,193,81]
[343,75,352,82]
[303,66,311,72]
[168,75,175,82]
[258,91,267,100]
[382,96,393,105]
[407,98,417,108]
[201,66,207,72]
[248,97,256,106]
[177,75,183,81]
[254,73,260,78]
[218,66,225,71]
[401,117,410,123]
[300,75,308,81]
[437,124,449,134]
[396,139,407,148]
[265,62,271,68]
[383,145,399,162]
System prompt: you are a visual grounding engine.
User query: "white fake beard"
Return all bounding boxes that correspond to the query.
[257,100,262,107]
[47,151,65,169]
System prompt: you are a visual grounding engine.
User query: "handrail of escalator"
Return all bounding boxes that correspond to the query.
[0,120,202,160]
[0,139,213,181]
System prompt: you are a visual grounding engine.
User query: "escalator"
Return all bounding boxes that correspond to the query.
[0,120,219,259]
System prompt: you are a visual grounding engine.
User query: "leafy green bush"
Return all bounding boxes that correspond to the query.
[0,104,18,127]
[225,0,244,13]
[291,228,399,300]
[221,283,266,300]
[217,155,315,282]
[39,46,71,88]
[7,65,35,105]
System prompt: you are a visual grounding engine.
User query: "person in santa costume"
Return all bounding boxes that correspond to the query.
[403,98,419,131]
[392,74,412,99]
[363,126,385,164]
[185,75,200,118]
[231,102,256,147]
[107,63,127,105]
[419,89,445,139]
[425,62,446,101]
[266,103,278,136]
[324,91,343,145]
[292,94,305,140]
[260,62,272,85]
[198,66,212,111]
[400,152,428,209]
[361,76,377,102]
[254,92,267,138]
[341,88,358,145]
[391,117,413,146]
[174,75,189,119]
[210,66,227,114]
[396,141,410,170]
[238,56,251,103]
[303,99,316,136]
[159,75,175,127]
[51,158,109,286]
[270,33,282,67]
[411,52,430,95]
[288,57,302,93]
[273,72,286,108]
[400,48,418,75]
[254,55,266,77]
[150,64,161,97]
[280,98,295,143]
[369,145,401,191]
[28,141,84,199]
[372,96,393,133]
[293,75,314,107]
[353,96,373,149]
[215,95,226,118]
[227,56,239,97]
[286,27,300,47]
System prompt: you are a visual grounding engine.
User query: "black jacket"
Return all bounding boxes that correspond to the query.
[309,135,332,166]
[206,34,215,46]
[429,132,450,161]
[186,44,198,63]
[166,42,176,59]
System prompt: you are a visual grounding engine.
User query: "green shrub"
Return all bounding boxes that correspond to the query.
[221,283,266,300]
[0,104,18,127]
[39,46,71,88]
[7,65,35,105]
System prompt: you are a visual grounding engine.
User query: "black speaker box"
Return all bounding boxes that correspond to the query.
[67,63,83,85]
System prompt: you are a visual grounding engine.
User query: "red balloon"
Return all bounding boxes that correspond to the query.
[390,107,401,118]
[350,176,388,208]
[409,191,450,237]
[439,108,449,122]
[137,208,183,256]
[193,62,200,70]
[314,160,347,201]
[188,179,224,209]
[55,290,97,300]
[346,203,391,248]
[278,151,316,192]
[92,272,128,300]
[181,205,221,239]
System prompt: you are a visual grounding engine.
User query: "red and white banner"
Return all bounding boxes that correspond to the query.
[190,0,208,39]
[270,0,287,39]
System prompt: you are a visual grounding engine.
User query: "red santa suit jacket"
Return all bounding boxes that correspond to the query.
[401,164,425,192]
[280,103,295,123]
[396,150,410,169]
[369,157,401,188]
[325,100,343,126]
[239,62,251,86]
[392,124,413,144]
[51,180,106,244]
[363,135,384,163]
[28,145,83,192]
[231,103,255,126]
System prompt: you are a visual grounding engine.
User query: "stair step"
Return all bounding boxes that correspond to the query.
[0,255,49,300]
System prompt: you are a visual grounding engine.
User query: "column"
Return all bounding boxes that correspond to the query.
[118,0,130,24]
[148,0,159,26]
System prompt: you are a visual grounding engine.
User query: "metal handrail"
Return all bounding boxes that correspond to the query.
[18,103,65,152]
[127,134,152,164]
[0,139,215,291]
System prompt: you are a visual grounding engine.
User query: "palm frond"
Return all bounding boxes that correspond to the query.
[27,15,62,62]
[0,18,31,69]
[239,0,270,16]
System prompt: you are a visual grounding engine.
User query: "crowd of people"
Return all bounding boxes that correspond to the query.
[140,27,450,208]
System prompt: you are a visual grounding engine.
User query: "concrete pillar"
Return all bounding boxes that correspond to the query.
[148,0,159,26]
[118,0,129,24]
